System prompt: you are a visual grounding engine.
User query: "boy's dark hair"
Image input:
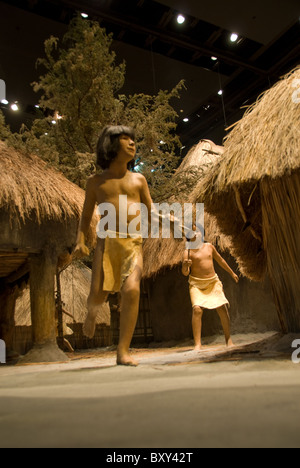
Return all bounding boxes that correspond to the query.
[96,125,136,170]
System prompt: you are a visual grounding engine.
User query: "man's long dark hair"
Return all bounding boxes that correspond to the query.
[96,125,136,170]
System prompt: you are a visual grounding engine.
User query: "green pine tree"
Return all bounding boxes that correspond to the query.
[8,14,185,199]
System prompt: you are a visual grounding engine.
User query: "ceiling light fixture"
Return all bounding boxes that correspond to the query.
[183,117,189,122]
[1,99,8,105]
[211,56,218,61]
[230,33,239,43]
[218,90,223,96]
[177,14,186,25]
[81,13,89,19]
[11,103,19,111]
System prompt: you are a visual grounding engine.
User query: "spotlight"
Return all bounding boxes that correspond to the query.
[230,33,239,42]
[1,99,8,105]
[177,14,186,25]
[211,56,218,61]
[183,118,189,122]
[81,13,89,18]
[11,103,19,111]
[218,90,223,96]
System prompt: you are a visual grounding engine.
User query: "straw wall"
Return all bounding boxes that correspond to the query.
[261,170,300,332]
[192,179,266,282]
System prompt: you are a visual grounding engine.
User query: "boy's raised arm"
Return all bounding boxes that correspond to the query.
[182,249,192,276]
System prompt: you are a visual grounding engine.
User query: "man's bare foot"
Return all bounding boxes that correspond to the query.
[117,353,139,367]
[82,315,96,339]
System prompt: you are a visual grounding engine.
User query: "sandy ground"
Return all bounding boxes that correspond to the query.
[0,331,300,448]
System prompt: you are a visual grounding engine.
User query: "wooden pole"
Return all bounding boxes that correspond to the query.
[56,270,64,349]
[30,248,57,345]
[20,245,68,363]
[0,285,18,352]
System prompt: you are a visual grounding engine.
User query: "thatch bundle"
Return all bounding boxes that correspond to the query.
[143,140,230,279]
[191,66,300,331]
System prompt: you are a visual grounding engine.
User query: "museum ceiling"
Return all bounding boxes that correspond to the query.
[0,0,299,150]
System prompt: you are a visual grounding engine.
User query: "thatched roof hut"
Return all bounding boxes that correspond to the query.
[0,141,96,260]
[191,66,300,332]
[142,139,230,279]
[0,141,98,361]
[15,263,110,327]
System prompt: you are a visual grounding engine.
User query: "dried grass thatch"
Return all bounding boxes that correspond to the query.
[143,140,230,279]
[209,66,300,188]
[191,66,300,330]
[0,141,97,246]
[261,173,300,332]
[15,262,110,326]
[192,175,265,281]
[175,139,224,174]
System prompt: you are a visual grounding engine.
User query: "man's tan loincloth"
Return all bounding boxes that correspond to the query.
[189,274,229,309]
[102,232,143,293]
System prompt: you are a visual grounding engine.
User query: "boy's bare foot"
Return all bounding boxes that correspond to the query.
[117,353,139,367]
[226,338,235,348]
[194,344,202,351]
[82,315,96,339]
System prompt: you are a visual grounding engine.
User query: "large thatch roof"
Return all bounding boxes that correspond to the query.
[0,141,97,230]
[143,140,230,279]
[203,66,300,189]
[0,141,98,279]
[191,66,300,282]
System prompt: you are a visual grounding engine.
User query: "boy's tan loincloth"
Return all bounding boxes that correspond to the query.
[189,274,229,310]
[102,232,143,293]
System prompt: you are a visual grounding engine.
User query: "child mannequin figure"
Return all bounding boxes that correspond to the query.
[74,126,153,366]
[182,226,239,350]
